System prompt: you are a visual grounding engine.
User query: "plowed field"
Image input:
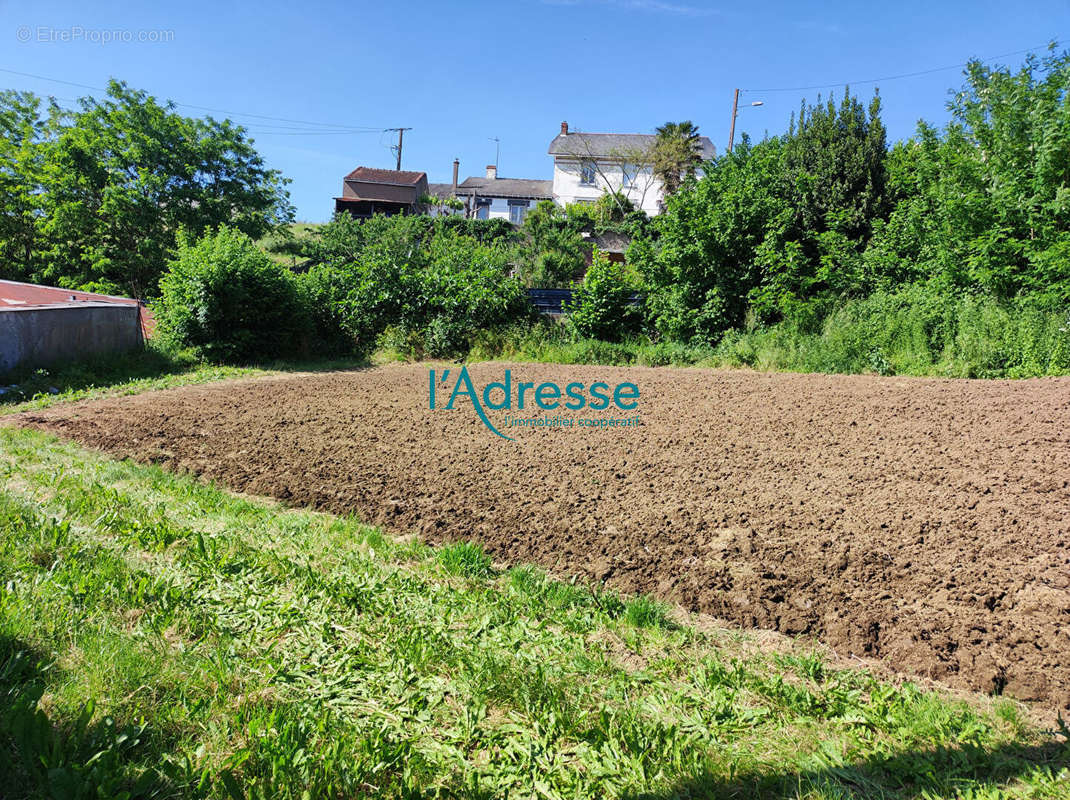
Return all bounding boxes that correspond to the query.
[16,363,1070,708]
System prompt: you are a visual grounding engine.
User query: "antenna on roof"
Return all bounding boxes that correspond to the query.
[489,137,500,171]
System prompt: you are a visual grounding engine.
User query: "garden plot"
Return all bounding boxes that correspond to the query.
[16,362,1070,710]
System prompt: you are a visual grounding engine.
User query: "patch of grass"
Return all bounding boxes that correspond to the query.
[436,541,493,578]
[623,594,671,629]
[0,426,1065,798]
[0,343,368,415]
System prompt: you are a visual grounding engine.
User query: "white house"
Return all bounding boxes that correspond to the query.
[455,165,552,224]
[547,121,715,216]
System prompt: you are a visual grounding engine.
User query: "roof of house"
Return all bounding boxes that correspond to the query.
[344,167,427,185]
[456,176,553,199]
[547,132,716,160]
[427,182,456,198]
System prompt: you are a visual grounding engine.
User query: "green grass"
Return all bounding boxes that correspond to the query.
[712,290,1070,379]
[255,221,323,268]
[463,289,1070,379]
[0,343,368,416]
[0,426,1066,799]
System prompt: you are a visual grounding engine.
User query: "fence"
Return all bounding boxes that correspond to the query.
[525,288,644,316]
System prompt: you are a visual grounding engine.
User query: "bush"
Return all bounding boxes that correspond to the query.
[291,219,529,359]
[565,249,643,342]
[156,227,310,362]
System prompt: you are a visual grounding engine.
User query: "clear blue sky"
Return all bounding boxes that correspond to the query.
[3,0,1066,221]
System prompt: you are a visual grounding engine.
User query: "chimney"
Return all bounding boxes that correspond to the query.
[452,159,459,194]
[560,120,569,136]
[486,164,497,180]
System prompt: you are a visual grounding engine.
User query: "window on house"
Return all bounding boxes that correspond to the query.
[475,198,491,220]
[508,200,529,224]
[621,162,635,188]
[580,161,596,185]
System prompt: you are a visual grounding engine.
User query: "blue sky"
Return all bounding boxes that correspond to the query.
[3,0,1067,221]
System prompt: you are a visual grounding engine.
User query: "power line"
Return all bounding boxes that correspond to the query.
[742,36,1061,93]
[245,131,387,137]
[0,66,386,131]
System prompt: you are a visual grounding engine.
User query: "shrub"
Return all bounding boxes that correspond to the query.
[156,227,309,362]
[566,249,643,342]
[298,263,363,355]
[293,220,529,359]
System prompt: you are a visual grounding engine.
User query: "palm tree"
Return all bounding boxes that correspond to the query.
[651,120,707,198]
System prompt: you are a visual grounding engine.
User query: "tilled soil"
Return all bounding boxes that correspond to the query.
[15,363,1070,708]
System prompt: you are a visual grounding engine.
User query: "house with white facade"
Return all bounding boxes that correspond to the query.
[547,121,715,216]
[455,165,552,224]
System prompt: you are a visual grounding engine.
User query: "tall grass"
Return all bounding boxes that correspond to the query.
[714,288,1070,378]
[465,289,1070,379]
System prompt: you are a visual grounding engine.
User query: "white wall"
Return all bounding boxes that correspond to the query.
[473,196,537,223]
[552,158,663,216]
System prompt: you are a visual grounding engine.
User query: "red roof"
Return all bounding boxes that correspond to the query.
[0,279,156,337]
[344,167,426,185]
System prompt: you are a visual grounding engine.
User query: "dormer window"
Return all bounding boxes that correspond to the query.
[580,161,596,185]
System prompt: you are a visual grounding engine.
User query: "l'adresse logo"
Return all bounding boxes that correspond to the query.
[429,366,640,441]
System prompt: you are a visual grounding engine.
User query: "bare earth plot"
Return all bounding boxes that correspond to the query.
[15,363,1070,710]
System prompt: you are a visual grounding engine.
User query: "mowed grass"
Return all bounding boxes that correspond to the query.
[0,345,368,416]
[0,426,1067,799]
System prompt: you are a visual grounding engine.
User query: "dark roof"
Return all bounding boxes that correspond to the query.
[548,131,716,160]
[456,176,553,199]
[344,167,427,185]
[427,182,456,198]
[334,197,410,205]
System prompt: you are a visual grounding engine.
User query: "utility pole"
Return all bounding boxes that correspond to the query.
[728,91,762,154]
[728,88,739,153]
[387,127,412,170]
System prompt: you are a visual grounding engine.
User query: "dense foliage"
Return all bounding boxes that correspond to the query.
[867,50,1070,303]
[297,214,527,358]
[156,227,307,362]
[0,81,292,298]
[565,249,643,342]
[619,49,1070,377]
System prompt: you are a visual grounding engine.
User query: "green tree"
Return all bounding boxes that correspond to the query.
[37,80,293,298]
[866,47,1070,303]
[651,120,707,198]
[516,200,586,287]
[0,91,52,281]
[638,136,788,343]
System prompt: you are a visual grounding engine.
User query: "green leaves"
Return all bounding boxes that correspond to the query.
[298,214,527,359]
[0,80,293,299]
[156,226,309,362]
[565,248,643,342]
